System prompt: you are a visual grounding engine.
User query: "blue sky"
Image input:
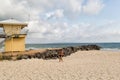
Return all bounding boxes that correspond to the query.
[0,0,120,43]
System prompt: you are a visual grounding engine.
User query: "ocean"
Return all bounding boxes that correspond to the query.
[1,43,120,51]
[25,43,120,51]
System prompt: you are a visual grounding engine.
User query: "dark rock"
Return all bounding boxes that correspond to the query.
[35,52,42,59]
[2,55,12,60]
[0,44,101,61]
[16,55,22,60]
[21,55,29,59]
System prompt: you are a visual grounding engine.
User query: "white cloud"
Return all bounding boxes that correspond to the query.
[27,20,67,40]
[46,9,64,19]
[26,20,96,43]
[68,0,83,13]
[83,0,104,15]
[2,0,120,43]
[0,0,49,21]
[0,0,29,21]
[0,0,105,21]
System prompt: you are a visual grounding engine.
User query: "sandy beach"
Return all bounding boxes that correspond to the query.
[0,50,120,80]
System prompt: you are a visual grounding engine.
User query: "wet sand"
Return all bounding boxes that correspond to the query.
[0,50,120,80]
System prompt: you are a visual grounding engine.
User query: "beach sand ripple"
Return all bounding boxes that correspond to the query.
[0,51,120,80]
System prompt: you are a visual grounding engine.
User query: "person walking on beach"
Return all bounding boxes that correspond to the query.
[58,49,64,62]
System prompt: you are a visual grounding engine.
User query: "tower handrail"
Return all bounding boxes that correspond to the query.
[0,29,29,45]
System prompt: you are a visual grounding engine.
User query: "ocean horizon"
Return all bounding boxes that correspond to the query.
[1,43,120,51]
[25,43,120,51]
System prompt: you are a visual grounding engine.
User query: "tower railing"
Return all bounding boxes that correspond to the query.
[0,28,29,45]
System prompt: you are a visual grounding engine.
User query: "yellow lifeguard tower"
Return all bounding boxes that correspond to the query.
[0,19,28,52]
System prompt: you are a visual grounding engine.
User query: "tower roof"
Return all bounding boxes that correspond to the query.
[0,19,27,27]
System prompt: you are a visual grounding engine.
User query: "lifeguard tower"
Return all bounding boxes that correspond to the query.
[0,19,28,52]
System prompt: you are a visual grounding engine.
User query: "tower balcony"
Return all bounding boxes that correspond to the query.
[0,28,28,38]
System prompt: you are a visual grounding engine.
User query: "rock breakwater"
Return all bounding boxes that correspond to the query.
[0,45,101,60]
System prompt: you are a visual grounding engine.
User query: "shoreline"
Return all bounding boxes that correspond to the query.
[1,48,120,55]
[1,47,120,53]
[101,48,120,52]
